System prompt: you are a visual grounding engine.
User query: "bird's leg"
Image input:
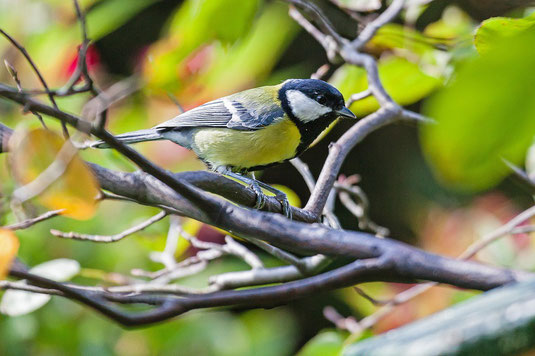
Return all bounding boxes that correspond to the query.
[215,167,266,210]
[252,178,292,220]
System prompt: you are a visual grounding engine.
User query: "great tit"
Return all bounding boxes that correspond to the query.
[91,79,356,217]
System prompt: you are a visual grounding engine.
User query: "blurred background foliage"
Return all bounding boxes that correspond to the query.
[1,0,535,355]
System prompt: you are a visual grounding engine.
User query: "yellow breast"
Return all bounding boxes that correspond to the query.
[192,118,301,170]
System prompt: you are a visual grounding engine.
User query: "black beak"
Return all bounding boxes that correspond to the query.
[336,106,356,119]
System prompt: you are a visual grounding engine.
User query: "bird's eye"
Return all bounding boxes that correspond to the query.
[316,95,327,105]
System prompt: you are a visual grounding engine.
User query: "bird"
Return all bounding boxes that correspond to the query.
[90,79,356,218]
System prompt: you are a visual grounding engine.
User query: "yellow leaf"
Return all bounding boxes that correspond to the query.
[9,129,100,220]
[0,229,19,279]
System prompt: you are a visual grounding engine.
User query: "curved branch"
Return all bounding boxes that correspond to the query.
[91,163,530,291]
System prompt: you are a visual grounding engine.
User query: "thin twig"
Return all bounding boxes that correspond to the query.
[4,59,47,128]
[0,29,68,137]
[288,6,340,62]
[81,77,140,128]
[324,306,361,333]
[50,211,168,242]
[504,159,535,194]
[337,175,389,236]
[0,280,65,296]
[224,236,264,269]
[58,0,93,96]
[150,215,180,268]
[346,89,372,107]
[352,0,405,50]
[286,0,344,45]
[460,205,535,260]
[4,209,63,231]
[310,63,330,80]
[353,286,390,306]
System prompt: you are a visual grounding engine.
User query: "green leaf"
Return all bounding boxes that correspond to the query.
[144,0,291,95]
[297,330,345,356]
[420,27,535,191]
[475,13,535,55]
[331,56,442,116]
[369,24,445,56]
[196,2,299,98]
[86,0,154,40]
[169,0,260,46]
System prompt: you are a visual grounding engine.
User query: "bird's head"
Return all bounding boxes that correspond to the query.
[279,79,356,126]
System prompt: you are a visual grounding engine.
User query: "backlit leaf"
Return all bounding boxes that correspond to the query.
[475,13,535,55]
[331,56,442,116]
[0,229,19,279]
[9,129,99,220]
[421,27,535,191]
[297,330,345,356]
[85,0,154,41]
[369,24,444,56]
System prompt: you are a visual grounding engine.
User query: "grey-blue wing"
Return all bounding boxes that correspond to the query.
[154,87,285,131]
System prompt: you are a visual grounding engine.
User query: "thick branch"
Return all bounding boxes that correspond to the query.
[90,163,529,291]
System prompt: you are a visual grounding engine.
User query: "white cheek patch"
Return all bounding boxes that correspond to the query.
[286,89,331,123]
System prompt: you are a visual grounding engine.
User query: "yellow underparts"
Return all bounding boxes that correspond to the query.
[192,118,301,170]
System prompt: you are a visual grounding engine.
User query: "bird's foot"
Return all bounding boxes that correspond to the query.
[215,167,292,218]
[275,194,292,219]
[254,180,292,219]
[249,180,267,210]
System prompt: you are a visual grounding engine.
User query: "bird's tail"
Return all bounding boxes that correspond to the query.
[89,128,163,149]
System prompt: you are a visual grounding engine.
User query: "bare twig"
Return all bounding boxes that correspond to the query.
[324,306,361,333]
[150,215,181,268]
[353,286,391,306]
[4,209,63,231]
[0,280,65,296]
[504,159,535,194]
[0,29,68,137]
[224,236,264,269]
[352,0,405,50]
[58,0,94,96]
[182,232,263,269]
[5,59,47,128]
[105,282,218,295]
[81,77,140,128]
[288,6,340,62]
[346,89,372,107]
[209,254,330,290]
[310,63,330,80]
[337,175,389,236]
[286,0,344,45]
[50,211,168,242]
[460,205,535,260]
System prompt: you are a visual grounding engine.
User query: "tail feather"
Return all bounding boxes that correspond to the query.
[90,129,163,148]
